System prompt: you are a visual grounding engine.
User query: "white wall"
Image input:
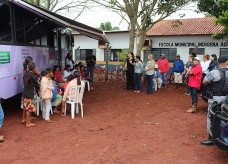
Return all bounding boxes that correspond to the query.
[74,34,228,63]
[73,32,131,62]
[149,35,228,63]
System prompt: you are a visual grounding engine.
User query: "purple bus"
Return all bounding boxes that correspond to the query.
[0,0,107,100]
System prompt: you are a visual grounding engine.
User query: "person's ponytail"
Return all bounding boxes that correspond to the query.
[24,70,32,86]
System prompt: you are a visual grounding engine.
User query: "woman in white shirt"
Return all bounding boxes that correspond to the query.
[63,65,72,81]
[200,54,210,78]
[65,53,75,69]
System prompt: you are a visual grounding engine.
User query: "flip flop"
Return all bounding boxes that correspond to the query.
[26,123,36,127]
[0,136,4,142]
[20,121,26,124]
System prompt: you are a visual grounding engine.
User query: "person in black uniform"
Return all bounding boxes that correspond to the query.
[86,50,96,90]
[125,52,136,91]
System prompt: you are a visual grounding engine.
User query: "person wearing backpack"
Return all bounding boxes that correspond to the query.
[201,56,228,146]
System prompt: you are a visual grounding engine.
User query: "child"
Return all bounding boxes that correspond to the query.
[84,66,89,77]
[153,64,163,91]
[72,64,80,74]
[40,69,54,123]
[22,62,40,127]
[80,65,94,90]
[64,75,74,91]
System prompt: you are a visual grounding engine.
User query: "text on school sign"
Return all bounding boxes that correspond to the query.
[159,42,228,47]
[0,52,10,64]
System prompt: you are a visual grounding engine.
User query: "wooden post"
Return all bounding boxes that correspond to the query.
[74,46,80,63]
[105,46,111,81]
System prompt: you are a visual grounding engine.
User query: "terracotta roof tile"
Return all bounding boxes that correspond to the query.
[146,17,224,36]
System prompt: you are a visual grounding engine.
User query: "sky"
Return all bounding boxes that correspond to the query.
[68,2,206,30]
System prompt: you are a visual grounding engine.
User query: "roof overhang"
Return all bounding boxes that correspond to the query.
[10,0,109,43]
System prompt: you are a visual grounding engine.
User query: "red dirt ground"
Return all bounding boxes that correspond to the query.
[0,81,227,164]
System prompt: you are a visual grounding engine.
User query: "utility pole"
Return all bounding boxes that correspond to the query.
[105,46,111,81]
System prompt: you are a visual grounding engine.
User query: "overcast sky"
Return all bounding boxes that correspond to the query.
[66,2,205,30]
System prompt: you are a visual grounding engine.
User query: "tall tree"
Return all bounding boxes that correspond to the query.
[198,0,228,40]
[97,21,120,31]
[90,0,195,55]
[24,0,89,19]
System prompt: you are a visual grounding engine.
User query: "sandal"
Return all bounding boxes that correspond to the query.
[0,136,4,142]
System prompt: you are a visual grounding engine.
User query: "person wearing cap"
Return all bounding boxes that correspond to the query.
[157,54,169,87]
[187,57,202,113]
[153,64,162,91]
[173,54,184,88]
[201,56,228,146]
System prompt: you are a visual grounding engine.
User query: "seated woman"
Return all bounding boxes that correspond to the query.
[53,65,64,83]
[61,71,85,116]
[64,75,74,91]
[63,65,72,82]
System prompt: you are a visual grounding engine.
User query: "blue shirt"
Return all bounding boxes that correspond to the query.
[51,80,57,102]
[186,61,193,69]
[135,61,144,73]
[173,60,184,73]
[154,69,161,79]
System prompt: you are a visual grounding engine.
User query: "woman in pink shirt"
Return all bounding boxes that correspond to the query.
[60,72,85,116]
[157,54,169,87]
[187,57,202,113]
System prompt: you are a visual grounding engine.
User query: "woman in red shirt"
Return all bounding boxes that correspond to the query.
[53,65,64,83]
[187,57,202,113]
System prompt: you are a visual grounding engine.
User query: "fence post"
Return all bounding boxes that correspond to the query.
[105,46,111,81]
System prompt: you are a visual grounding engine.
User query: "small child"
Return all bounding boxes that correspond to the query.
[40,69,54,123]
[64,74,74,91]
[84,66,89,77]
[22,62,40,127]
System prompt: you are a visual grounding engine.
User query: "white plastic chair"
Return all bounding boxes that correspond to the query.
[35,94,53,116]
[64,85,85,119]
[83,80,90,91]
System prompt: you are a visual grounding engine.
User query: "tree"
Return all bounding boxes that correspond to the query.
[198,0,228,40]
[90,0,195,55]
[24,0,89,19]
[97,21,120,31]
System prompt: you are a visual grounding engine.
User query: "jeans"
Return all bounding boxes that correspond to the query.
[160,73,167,86]
[126,71,134,90]
[43,100,52,121]
[146,75,154,94]
[0,103,4,128]
[190,87,198,104]
[135,73,142,91]
[87,67,94,82]
[186,76,191,94]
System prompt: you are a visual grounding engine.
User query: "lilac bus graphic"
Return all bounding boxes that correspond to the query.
[0,45,67,99]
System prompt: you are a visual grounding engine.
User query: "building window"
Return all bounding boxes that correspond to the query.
[220,48,228,57]
[189,48,205,55]
[149,48,177,62]
[0,4,12,42]
[77,49,96,60]
[104,49,125,62]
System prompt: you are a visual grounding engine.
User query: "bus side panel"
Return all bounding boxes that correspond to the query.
[0,45,58,99]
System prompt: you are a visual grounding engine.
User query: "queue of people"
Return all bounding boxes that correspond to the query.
[124,52,170,94]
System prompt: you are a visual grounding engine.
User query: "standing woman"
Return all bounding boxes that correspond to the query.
[65,53,75,69]
[22,63,40,127]
[135,56,144,93]
[125,52,136,91]
[200,54,210,80]
[208,54,218,71]
[145,54,155,94]
[184,55,194,95]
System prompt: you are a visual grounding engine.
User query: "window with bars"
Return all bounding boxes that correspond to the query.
[146,48,177,62]
[189,48,205,55]
[220,48,228,57]
[76,49,96,61]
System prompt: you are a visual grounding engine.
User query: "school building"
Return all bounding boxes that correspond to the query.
[73,17,228,66]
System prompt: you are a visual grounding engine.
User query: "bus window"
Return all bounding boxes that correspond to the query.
[0,4,12,42]
[15,7,25,43]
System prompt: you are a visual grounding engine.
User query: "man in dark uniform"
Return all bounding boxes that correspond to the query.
[86,50,96,90]
[201,56,228,146]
